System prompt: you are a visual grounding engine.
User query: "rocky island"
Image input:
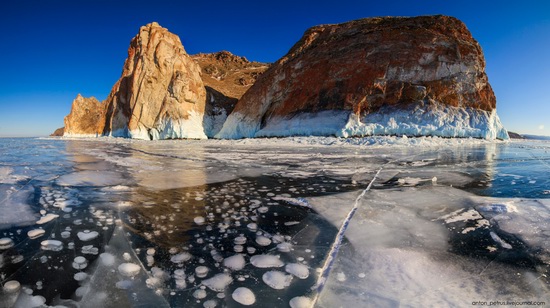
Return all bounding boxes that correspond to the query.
[56,16,508,140]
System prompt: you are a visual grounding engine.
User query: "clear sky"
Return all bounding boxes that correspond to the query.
[1,0,549,137]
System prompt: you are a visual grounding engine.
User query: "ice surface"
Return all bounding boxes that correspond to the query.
[57,171,127,186]
[0,186,38,228]
[2,137,550,307]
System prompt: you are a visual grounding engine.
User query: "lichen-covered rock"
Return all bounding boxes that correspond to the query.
[216,15,508,140]
[63,94,103,137]
[101,22,207,140]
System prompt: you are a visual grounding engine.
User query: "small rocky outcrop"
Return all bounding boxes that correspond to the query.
[63,94,104,137]
[101,22,207,140]
[50,127,64,137]
[192,51,268,137]
[216,15,508,140]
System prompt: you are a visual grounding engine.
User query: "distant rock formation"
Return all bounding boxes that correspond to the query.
[50,127,64,137]
[63,94,104,137]
[216,15,509,140]
[99,22,207,140]
[192,51,268,137]
[507,131,524,139]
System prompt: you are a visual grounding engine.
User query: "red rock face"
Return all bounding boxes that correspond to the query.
[217,15,498,139]
[63,94,104,136]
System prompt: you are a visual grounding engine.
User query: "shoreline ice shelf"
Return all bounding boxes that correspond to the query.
[1,137,549,307]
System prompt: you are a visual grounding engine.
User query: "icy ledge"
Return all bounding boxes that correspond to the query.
[222,103,509,140]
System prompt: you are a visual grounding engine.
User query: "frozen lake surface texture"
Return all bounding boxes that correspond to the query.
[0,136,549,307]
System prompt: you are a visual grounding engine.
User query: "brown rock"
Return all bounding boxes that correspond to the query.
[101,22,207,140]
[50,127,64,137]
[217,15,508,139]
[63,94,104,137]
[192,51,268,136]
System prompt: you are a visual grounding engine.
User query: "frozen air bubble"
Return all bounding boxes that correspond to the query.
[3,280,21,293]
[11,255,23,264]
[74,272,88,282]
[175,279,187,289]
[171,252,192,264]
[0,237,14,249]
[232,287,255,305]
[223,254,245,271]
[255,236,272,246]
[77,230,99,241]
[146,277,161,289]
[203,299,217,308]
[72,256,88,269]
[277,242,292,252]
[336,272,346,282]
[233,245,244,253]
[289,296,313,308]
[262,270,293,289]
[123,252,131,261]
[234,235,247,245]
[40,240,63,251]
[118,263,141,278]
[61,231,71,239]
[285,263,309,279]
[194,216,206,225]
[257,207,269,214]
[250,255,284,268]
[116,280,133,290]
[202,273,233,292]
[36,213,59,224]
[195,266,210,278]
[28,229,45,240]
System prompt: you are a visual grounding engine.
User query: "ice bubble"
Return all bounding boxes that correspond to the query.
[146,277,161,289]
[223,254,245,271]
[246,247,256,254]
[289,296,313,308]
[118,263,141,278]
[61,231,71,239]
[175,279,187,289]
[250,254,284,268]
[193,289,207,299]
[233,245,244,253]
[195,266,210,278]
[247,223,257,231]
[36,213,59,224]
[123,252,131,261]
[255,235,272,246]
[203,299,217,308]
[277,242,292,253]
[174,269,186,279]
[257,206,269,214]
[232,287,255,305]
[81,245,99,255]
[336,271,346,282]
[116,280,133,289]
[0,237,14,249]
[72,256,88,270]
[11,255,23,264]
[262,270,293,289]
[147,248,156,256]
[171,252,192,264]
[285,263,309,279]
[202,273,233,292]
[3,280,21,293]
[40,240,63,251]
[99,252,115,266]
[77,230,99,241]
[27,229,45,239]
[234,235,247,245]
[194,216,206,225]
[74,272,88,281]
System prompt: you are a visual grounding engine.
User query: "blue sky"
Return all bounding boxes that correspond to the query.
[1,0,549,137]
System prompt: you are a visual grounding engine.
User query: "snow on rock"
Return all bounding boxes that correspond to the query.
[202,273,233,292]
[250,254,284,268]
[262,270,293,289]
[232,287,255,305]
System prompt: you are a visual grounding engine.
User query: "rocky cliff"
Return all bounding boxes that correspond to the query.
[101,22,207,140]
[192,51,268,137]
[63,94,104,137]
[216,15,509,140]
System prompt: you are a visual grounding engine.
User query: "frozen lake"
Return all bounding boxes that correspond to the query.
[0,137,549,307]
